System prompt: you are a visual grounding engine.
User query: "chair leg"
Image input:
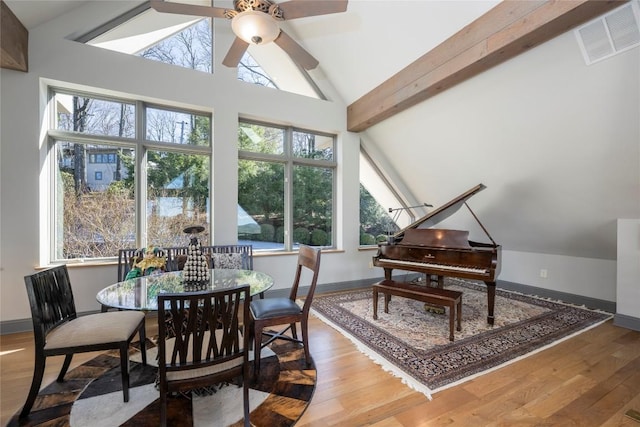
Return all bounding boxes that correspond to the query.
[19,353,46,419]
[242,377,250,427]
[119,344,130,402]
[301,319,311,365]
[253,323,263,376]
[138,321,147,366]
[159,385,167,427]
[290,323,298,340]
[57,354,73,382]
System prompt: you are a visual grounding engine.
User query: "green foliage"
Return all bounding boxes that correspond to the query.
[376,234,389,243]
[292,165,332,233]
[59,170,75,193]
[360,184,397,239]
[106,180,132,197]
[275,226,285,243]
[259,223,275,242]
[311,229,328,246]
[360,233,375,245]
[293,227,310,244]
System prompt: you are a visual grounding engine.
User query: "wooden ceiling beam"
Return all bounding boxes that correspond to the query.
[346,0,627,132]
[1,0,28,72]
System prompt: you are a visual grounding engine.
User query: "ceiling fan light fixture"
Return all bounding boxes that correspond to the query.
[231,10,280,45]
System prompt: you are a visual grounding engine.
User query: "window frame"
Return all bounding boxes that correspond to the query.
[238,118,337,252]
[47,86,212,264]
[359,146,416,247]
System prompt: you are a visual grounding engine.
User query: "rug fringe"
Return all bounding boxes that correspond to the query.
[312,285,613,400]
[310,309,434,400]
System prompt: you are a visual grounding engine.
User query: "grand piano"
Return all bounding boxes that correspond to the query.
[372,183,501,325]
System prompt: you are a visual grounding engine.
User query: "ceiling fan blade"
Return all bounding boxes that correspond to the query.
[274,30,319,70]
[222,37,250,68]
[278,0,348,20]
[150,0,229,19]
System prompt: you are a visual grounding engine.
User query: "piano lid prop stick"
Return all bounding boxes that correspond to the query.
[388,203,433,234]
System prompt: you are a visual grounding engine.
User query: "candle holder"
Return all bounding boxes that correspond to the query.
[182,225,210,289]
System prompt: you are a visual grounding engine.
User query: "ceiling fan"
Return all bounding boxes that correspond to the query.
[150,0,348,70]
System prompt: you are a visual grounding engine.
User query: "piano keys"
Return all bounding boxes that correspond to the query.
[372,183,501,325]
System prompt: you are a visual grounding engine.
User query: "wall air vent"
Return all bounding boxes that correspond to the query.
[574,0,640,65]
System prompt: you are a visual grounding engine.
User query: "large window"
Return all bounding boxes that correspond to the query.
[238,120,335,251]
[80,3,322,98]
[49,89,211,262]
[359,148,411,246]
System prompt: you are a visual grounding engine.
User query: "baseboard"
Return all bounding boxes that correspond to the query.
[0,275,623,335]
[613,313,640,331]
[497,279,617,314]
[1,318,33,335]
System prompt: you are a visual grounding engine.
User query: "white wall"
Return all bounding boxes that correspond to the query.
[2,2,637,326]
[0,2,378,323]
[616,219,640,320]
[364,28,640,303]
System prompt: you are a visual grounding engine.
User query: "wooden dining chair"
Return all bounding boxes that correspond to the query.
[205,244,254,270]
[249,245,321,376]
[157,286,251,427]
[21,265,147,420]
[117,248,140,282]
[205,244,262,298]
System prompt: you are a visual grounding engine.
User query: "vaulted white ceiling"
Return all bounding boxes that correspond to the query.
[5,0,498,105]
[5,0,639,261]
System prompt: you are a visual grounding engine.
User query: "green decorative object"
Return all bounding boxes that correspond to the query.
[125,246,166,280]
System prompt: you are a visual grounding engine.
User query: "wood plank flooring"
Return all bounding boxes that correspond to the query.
[2,315,639,426]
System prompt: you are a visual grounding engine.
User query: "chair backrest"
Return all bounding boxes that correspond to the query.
[117,248,139,282]
[166,245,254,271]
[157,286,251,380]
[205,245,253,270]
[165,246,190,271]
[24,265,77,349]
[289,245,321,314]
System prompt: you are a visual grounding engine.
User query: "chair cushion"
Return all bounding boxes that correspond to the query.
[250,298,301,320]
[211,253,243,269]
[163,330,244,382]
[44,311,144,350]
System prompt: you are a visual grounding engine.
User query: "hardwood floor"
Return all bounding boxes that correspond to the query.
[2,315,640,426]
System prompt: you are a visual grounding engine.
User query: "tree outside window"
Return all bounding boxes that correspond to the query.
[237,120,335,250]
[50,89,211,261]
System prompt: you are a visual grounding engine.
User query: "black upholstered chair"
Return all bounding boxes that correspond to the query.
[157,286,251,427]
[21,265,147,420]
[249,245,321,375]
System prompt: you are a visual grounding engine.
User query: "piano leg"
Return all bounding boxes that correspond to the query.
[485,281,496,325]
[425,274,444,288]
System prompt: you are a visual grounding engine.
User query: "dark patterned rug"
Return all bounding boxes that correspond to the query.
[8,339,315,427]
[312,278,612,398]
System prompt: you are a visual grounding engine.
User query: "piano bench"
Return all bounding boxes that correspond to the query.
[372,279,462,341]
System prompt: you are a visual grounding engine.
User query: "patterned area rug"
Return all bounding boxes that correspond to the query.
[8,339,315,427]
[311,278,612,399]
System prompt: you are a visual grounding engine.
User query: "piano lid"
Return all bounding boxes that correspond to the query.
[391,183,487,240]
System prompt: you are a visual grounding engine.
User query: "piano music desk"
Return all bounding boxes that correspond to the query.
[372,280,462,341]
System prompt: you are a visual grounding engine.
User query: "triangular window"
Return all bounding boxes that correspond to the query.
[236,46,323,99]
[78,3,323,98]
[79,4,211,73]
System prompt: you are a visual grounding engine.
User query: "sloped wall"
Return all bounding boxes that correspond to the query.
[364,29,639,303]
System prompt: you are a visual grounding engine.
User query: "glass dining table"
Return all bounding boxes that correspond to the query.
[97,269,274,311]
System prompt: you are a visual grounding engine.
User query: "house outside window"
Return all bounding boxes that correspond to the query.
[237,120,336,251]
[49,88,211,262]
